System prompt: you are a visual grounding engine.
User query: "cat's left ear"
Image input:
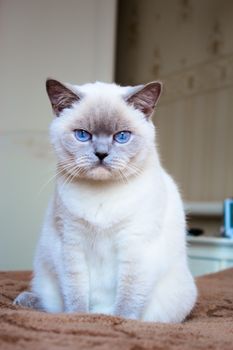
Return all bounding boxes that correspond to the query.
[126,82,162,118]
[46,79,80,116]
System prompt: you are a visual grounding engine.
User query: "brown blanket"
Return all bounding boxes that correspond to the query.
[0,269,233,350]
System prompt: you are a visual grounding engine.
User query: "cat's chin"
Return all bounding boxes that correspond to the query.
[84,165,115,181]
[81,164,141,182]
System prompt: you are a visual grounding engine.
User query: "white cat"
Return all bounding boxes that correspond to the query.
[14,79,197,322]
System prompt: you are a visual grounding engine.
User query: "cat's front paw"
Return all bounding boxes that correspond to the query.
[89,305,114,316]
[114,306,139,320]
[115,311,138,320]
[13,291,44,311]
[64,300,89,313]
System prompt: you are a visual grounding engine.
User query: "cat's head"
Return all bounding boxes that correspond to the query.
[47,79,162,182]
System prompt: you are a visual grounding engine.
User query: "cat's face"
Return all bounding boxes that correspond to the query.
[47,80,161,181]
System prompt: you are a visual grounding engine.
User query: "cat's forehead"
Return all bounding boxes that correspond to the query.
[74,99,134,134]
[70,83,138,134]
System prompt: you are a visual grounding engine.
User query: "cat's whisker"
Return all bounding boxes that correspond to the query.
[58,157,91,192]
[57,156,87,167]
[65,166,84,186]
[39,157,75,177]
[113,160,143,178]
[59,162,87,193]
[37,162,79,196]
[120,162,141,180]
[59,169,78,193]
[126,164,143,177]
[38,156,88,195]
[116,169,128,185]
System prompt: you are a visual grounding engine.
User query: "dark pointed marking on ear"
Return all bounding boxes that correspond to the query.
[46,79,80,116]
[126,82,162,118]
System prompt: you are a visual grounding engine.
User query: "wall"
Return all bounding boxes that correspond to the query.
[116,0,233,203]
[0,0,116,269]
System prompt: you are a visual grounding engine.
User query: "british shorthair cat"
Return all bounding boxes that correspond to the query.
[14,79,197,322]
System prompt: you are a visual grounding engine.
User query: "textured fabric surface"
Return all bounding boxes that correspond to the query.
[0,269,233,350]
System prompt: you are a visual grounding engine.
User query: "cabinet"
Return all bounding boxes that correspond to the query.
[187,236,233,276]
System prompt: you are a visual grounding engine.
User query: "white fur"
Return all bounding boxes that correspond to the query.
[31,82,197,322]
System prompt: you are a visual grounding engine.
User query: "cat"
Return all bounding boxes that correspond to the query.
[14,79,197,322]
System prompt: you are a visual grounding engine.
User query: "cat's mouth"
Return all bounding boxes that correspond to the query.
[93,158,111,169]
[87,163,113,181]
[94,161,113,173]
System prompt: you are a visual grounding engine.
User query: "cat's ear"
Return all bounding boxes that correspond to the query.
[126,82,162,118]
[46,79,80,116]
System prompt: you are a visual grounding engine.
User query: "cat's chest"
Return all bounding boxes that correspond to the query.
[58,180,135,229]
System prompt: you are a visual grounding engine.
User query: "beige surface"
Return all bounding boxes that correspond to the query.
[0,268,233,349]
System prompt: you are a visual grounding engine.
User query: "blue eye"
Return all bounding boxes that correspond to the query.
[114,131,131,144]
[74,129,92,142]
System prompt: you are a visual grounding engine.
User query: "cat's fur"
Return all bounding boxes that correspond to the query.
[14,79,197,322]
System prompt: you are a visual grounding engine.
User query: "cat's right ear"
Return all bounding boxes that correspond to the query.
[46,79,80,116]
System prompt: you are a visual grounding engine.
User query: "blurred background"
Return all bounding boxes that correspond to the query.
[0,0,233,275]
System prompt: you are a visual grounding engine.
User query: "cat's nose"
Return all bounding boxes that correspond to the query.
[95,152,108,161]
